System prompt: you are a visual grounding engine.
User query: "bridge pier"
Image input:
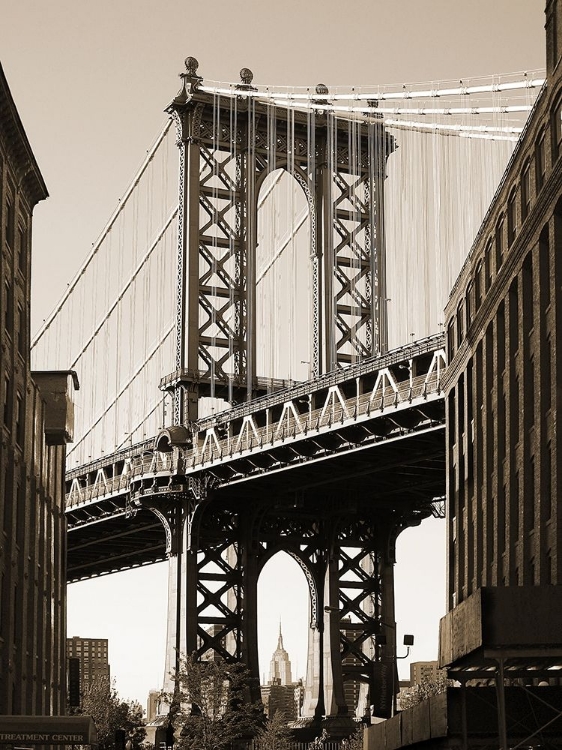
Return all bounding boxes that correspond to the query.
[149,487,420,733]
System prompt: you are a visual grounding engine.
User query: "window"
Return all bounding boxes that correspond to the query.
[536,131,546,190]
[447,320,455,359]
[17,225,26,273]
[495,217,505,275]
[15,394,23,446]
[507,190,517,246]
[484,240,492,291]
[3,377,10,426]
[4,196,14,250]
[553,101,562,160]
[456,301,464,346]
[4,282,12,333]
[465,283,472,329]
[475,261,482,310]
[16,305,24,355]
[521,161,531,219]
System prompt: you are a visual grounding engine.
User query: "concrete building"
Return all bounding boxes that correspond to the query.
[66,637,110,697]
[0,63,77,715]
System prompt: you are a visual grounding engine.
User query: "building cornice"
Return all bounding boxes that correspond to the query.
[0,62,48,206]
[442,156,562,393]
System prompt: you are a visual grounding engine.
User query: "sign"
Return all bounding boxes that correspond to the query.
[371,659,395,719]
[0,717,97,746]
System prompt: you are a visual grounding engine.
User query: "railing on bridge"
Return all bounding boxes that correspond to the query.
[65,334,446,510]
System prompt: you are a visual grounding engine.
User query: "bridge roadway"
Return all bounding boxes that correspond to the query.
[65,334,447,582]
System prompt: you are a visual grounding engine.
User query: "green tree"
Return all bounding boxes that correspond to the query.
[168,652,263,750]
[255,710,292,750]
[80,676,146,750]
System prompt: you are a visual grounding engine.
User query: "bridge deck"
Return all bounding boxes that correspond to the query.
[65,335,446,581]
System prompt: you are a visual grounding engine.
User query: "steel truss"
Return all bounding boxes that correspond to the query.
[130,480,432,721]
[162,59,395,423]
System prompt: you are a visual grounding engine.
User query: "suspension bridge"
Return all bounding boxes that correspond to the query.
[32,59,543,730]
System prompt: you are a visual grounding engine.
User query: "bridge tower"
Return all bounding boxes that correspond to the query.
[146,58,423,735]
[161,58,394,423]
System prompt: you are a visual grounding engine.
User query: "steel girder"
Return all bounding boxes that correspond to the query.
[123,481,430,719]
[161,61,395,423]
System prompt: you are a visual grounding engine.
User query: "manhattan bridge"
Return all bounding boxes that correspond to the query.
[31,59,544,726]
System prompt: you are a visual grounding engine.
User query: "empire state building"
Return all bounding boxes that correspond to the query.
[269,624,293,685]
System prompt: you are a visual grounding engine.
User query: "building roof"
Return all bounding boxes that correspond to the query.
[0,61,48,206]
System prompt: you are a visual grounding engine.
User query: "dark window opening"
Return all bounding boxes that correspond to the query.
[536,132,546,190]
[521,162,531,219]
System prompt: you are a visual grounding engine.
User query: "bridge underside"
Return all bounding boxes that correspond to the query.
[67,426,444,581]
[66,339,446,724]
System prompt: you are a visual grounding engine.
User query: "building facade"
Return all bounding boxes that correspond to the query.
[409,661,444,687]
[0,63,76,714]
[443,0,562,607]
[66,636,110,698]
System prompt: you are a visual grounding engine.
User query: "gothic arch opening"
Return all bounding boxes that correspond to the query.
[257,551,310,714]
[256,168,312,383]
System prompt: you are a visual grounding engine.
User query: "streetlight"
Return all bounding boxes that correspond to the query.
[374,632,415,659]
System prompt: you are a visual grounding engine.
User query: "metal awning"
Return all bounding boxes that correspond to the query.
[0,716,97,745]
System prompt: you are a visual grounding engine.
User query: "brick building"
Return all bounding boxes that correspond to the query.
[67,636,110,698]
[0,62,77,714]
[443,0,562,609]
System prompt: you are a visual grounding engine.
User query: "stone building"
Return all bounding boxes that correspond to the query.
[0,62,77,714]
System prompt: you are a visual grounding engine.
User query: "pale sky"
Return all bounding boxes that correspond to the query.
[0,0,546,710]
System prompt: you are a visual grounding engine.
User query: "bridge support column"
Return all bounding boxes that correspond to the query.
[323,552,350,719]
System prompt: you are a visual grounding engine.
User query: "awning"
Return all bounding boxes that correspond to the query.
[0,716,97,745]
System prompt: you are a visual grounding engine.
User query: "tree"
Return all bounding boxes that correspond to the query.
[399,673,453,710]
[255,710,292,750]
[308,729,328,749]
[168,652,263,750]
[80,676,146,750]
[341,726,364,750]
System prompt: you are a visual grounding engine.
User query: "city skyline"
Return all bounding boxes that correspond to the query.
[1,0,546,708]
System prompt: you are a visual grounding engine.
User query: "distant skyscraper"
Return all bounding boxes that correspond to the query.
[269,623,293,686]
[261,625,300,720]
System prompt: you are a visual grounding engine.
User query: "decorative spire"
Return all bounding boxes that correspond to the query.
[277,620,283,650]
[167,55,203,110]
[236,67,257,92]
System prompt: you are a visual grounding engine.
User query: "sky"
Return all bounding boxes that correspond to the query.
[0,0,546,710]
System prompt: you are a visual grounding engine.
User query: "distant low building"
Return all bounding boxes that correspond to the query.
[409,661,445,686]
